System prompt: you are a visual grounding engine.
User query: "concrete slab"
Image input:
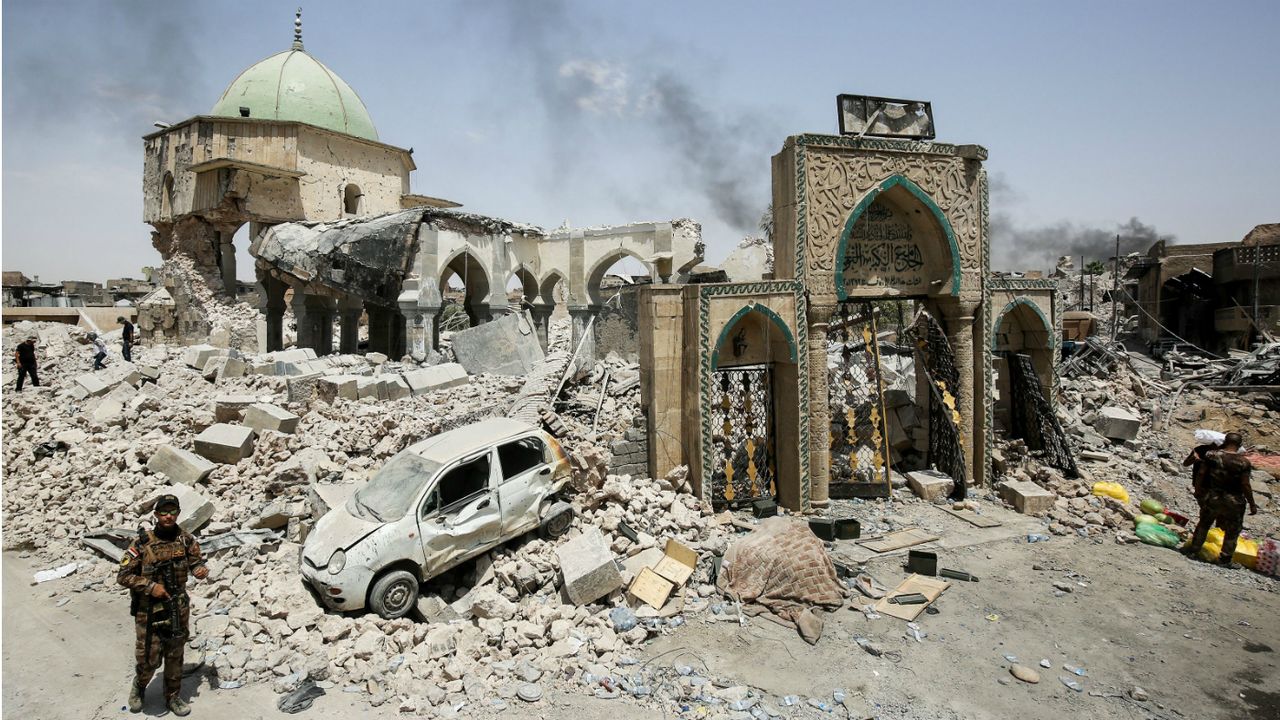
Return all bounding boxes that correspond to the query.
[1094,406,1141,441]
[450,311,545,376]
[74,374,112,397]
[193,423,255,464]
[213,395,258,423]
[997,480,1055,515]
[183,344,220,370]
[316,375,360,403]
[147,445,215,486]
[243,403,300,434]
[402,363,469,396]
[907,470,954,502]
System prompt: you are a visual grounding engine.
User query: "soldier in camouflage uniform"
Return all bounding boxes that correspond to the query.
[1182,432,1259,568]
[117,494,209,716]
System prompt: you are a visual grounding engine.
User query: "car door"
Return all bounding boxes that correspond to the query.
[417,450,502,574]
[495,435,552,536]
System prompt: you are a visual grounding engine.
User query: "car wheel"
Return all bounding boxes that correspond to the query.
[368,569,419,619]
[539,502,574,539]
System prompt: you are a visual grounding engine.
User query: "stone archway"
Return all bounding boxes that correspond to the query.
[439,248,492,330]
[992,297,1055,432]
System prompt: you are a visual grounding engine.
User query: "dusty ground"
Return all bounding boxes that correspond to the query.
[6,503,1276,720]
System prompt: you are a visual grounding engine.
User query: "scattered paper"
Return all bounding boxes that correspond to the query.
[33,562,78,584]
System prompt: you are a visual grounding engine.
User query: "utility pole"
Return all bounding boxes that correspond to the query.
[1252,245,1262,347]
[1079,255,1084,310]
[1110,235,1120,344]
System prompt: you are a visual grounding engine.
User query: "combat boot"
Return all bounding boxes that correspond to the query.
[167,697,191,717]
[127,683,143,713]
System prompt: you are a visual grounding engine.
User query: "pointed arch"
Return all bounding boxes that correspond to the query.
[509,264,538,304]
[586,249,652,306]
[994,297,1055,349]
[834,174,962,300]
[538,269,567,305]
[711,302,798,369]
[438,247,492,303]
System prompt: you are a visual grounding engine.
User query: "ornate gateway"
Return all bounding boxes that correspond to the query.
[708,365,777,508]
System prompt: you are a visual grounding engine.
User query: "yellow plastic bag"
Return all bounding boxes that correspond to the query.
[1092,482,1130,504]
[1194,530,1258,568]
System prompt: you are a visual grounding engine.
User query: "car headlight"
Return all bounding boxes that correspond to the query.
[327,549,346,575]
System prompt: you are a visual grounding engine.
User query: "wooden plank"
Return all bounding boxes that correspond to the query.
[855,527,938,553]
[873,574,950,621]
[938,506,1002,528]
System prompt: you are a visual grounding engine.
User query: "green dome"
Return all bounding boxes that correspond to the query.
[211,49,378,141]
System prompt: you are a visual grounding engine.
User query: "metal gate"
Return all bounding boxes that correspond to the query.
[906,311,967,498]
[708,365,777,508]
[1007,352,1079,477]
[828,302,892,498]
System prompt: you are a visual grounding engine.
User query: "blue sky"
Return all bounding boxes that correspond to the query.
[4,0,1278,282]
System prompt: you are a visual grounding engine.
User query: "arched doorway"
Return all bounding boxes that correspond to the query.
[992,298,1054,433]
[438,249,491,334]
[706,304,800,509]
[827,175,967,498]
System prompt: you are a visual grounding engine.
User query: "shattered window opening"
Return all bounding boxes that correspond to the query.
[438,454,492,510]
[497,437,545,482]
[348,452,441,522]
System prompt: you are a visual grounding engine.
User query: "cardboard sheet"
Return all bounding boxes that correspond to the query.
[939,506,1002,528]
[856,527,939,553]
[873,574,950,621]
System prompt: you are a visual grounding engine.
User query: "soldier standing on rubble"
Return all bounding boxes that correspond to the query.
[116,494,209,716]
[13,335,39,390]
[1182,437,1221,503]
[1182,432,1258,567]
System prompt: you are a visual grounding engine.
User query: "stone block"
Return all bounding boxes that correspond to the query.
[366,352,388,364]
[252,501,291,530]
[138,366,161,384]
[316,375,360,403]
[203,356,246,380]
[74,373,112,397]
[271,349,315,363]
[193,423,255,464]
[997,480,1055,515]
[356,377,382,400]
[307,482,356,518]
[555,529,622,605]
[381,376,410,400]
[92,398,127,426]
[402,364,470,395]
[906,470,954,501]
[139,484,215,532]
[286,373,325,403]
[147,445,215,486]
[450,311,545,376]
[243,403,300,434]
[213,395,258,423]
[1094,406,1141,441]
[184,344,220,369]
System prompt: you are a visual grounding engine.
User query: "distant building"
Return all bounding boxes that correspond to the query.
[1126,224,1280,350]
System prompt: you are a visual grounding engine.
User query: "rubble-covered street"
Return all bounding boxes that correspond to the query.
[3,313,1278,720]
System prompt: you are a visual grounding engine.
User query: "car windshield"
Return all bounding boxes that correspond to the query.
[347,452,441,522]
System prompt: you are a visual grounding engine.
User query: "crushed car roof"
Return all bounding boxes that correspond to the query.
[408,418,541,464]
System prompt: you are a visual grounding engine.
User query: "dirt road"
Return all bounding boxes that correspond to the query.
[4,531,1277,719]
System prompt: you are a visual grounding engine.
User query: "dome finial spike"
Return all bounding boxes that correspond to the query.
[292,7,304,51]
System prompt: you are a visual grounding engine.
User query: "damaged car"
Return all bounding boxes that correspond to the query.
[301,418,574,618]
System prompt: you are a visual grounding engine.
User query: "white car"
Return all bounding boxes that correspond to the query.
[301,418,574,618]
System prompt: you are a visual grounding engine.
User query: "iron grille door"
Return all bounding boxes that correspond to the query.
[909,311,967,497]
[1007,352,1079,477]
[709,365,777,508]
[828,302,892,498]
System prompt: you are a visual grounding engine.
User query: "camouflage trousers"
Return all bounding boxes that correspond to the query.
[133,605,189,700]
[1189,490,1247,563]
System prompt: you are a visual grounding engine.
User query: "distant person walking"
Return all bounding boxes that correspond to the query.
[14,336,39,391]
[89,332,108,370]
[118,316,135,362]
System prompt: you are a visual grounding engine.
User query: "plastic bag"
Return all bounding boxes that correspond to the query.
[1135,522,1181,548]
[1139,498,1164,515]
[1194,429,1226,446]
[1091,482,1130,503]
[1199,533,1259,568]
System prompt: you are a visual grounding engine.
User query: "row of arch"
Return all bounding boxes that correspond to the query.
[439,247,653,310]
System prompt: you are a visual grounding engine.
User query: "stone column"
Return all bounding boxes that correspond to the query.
[218,230,237,299]
[465,301,493,327]
[530,303,554,351]
[366,305,392,357]
[338,296,363,355]
[399,300,429,361]
[290,291,317,351]
[806,303,835,508]
[313,296,337,356]
[258,273,287,352]
[568,305,600,350]
[942,299,980,488]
